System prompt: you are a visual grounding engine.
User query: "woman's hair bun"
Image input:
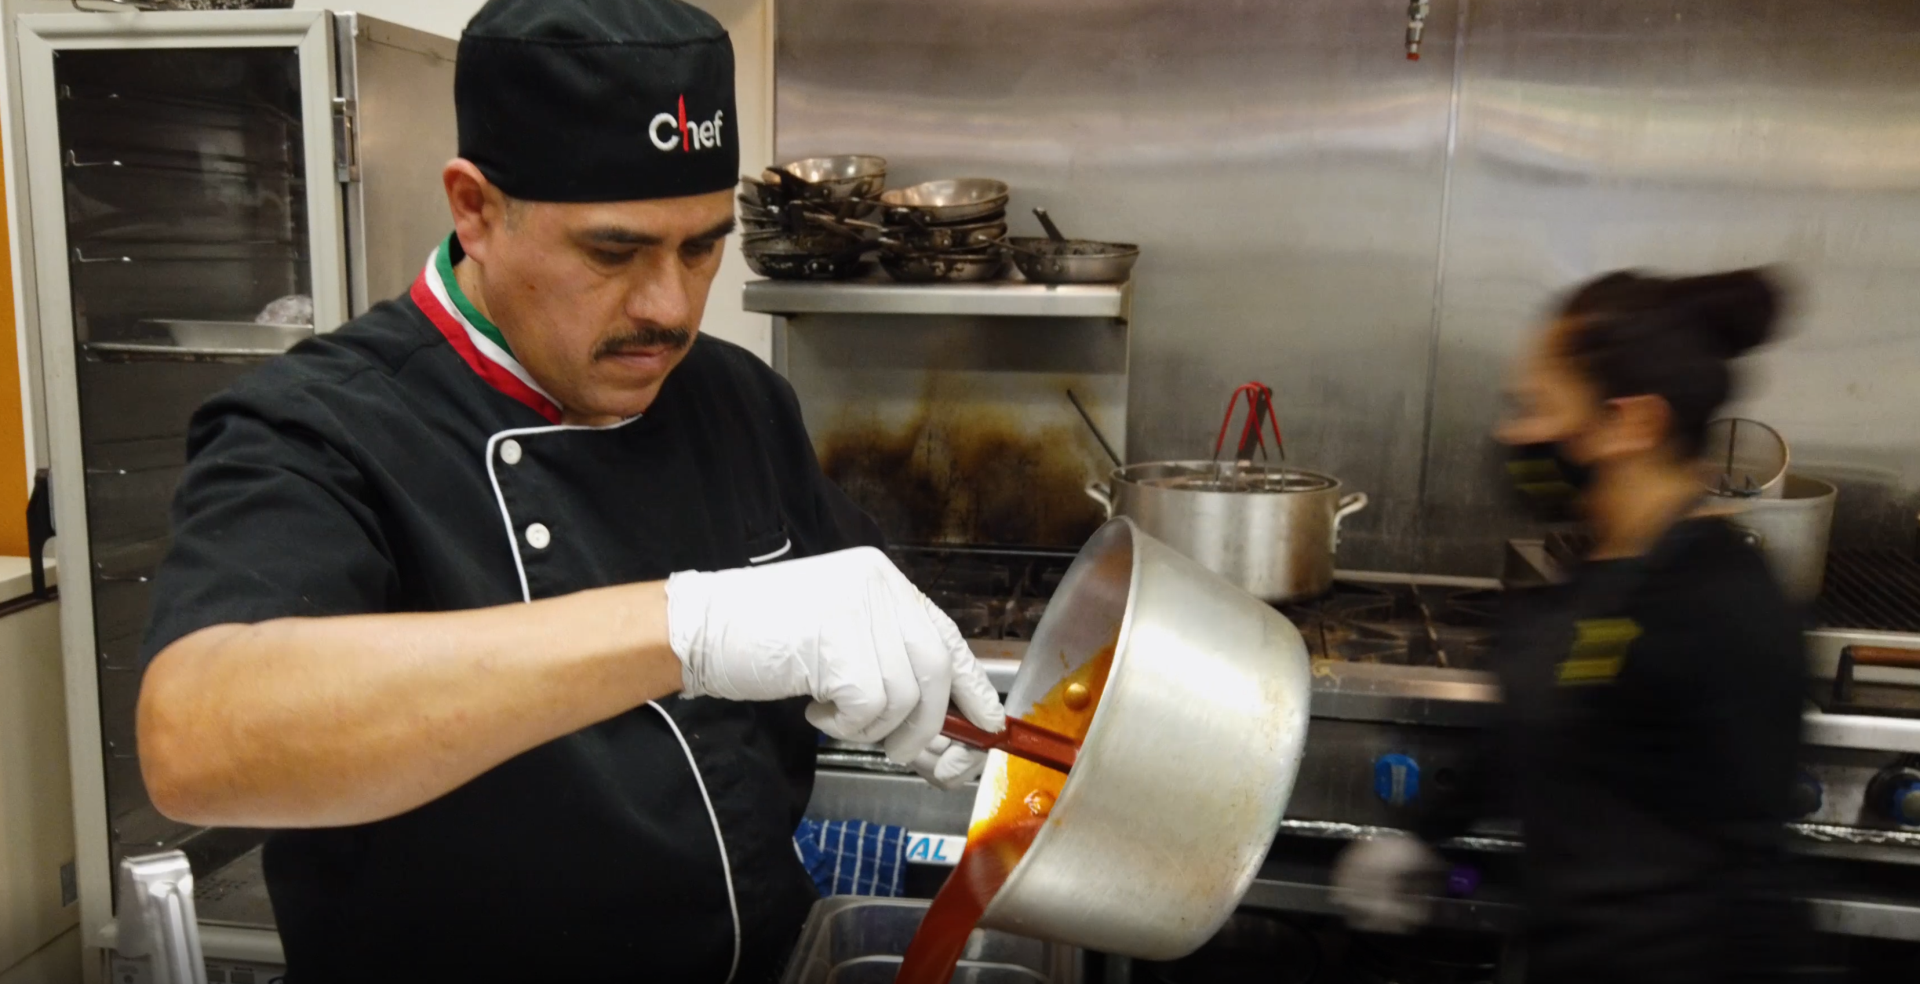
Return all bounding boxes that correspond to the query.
[1553,265,1790,457]
[1665,267,1782,357]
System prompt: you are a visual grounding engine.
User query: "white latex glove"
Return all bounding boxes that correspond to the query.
[665,547,1006,778]
[902,598,997,790]
[910,734,990,791]
[1329,836,1446,934]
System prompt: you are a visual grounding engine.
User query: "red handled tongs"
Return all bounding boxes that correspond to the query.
[942,709,1080,775]
[1213,381,1285,464]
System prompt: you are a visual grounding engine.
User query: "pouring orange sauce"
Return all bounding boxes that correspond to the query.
[895,643,1117,984]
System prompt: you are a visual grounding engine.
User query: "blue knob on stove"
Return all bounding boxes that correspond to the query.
[1374,753,1421,808]
[1891,778,1920,828]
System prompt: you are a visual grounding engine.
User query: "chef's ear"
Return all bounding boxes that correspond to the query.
[443,158,514,265]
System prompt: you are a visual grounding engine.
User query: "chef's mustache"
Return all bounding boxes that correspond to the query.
[593,325,693,361]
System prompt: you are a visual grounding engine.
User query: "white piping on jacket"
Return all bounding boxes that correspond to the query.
[482,419,741,984]
[748,538,793,565]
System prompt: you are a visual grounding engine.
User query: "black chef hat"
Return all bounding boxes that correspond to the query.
[456,0,739,203]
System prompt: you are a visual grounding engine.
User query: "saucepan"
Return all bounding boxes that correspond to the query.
[877,247,1007,283]
[1002,207,1141,284]
[974,517,1312,960]
[876,217,1010,253]
[879,178,1011,225]
[1004,237,1140,284]
[740,240,866,281]
[772,155,888,201]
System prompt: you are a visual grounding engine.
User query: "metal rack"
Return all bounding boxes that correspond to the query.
[21,12,458,967]
[1820,552,1920,634]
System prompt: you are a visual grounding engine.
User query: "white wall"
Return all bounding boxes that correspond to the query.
[293,0,777,359]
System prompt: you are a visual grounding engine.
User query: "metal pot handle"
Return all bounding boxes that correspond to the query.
[1332,492,1369,551]
[1084,482,1115,520]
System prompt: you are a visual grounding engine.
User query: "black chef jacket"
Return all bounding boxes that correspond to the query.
[139,243,881,983]
[1425,517,1814,984]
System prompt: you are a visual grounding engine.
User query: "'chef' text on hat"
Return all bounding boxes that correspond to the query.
[456,0,740,203]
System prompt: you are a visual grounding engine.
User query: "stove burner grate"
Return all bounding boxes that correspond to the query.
[892,545,1075,641]
[1818,551,1920,634]
[1280,581,1498,670]
[897,542,1503,666]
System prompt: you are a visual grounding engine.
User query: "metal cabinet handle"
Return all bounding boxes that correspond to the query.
[27,469,53,600]
[72,248,132,264]
[64,149,123,169]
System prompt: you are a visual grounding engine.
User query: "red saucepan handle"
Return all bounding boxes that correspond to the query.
[942,709,1080,775]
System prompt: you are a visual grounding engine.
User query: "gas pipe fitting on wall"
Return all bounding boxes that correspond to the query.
[1407,0,1432,60]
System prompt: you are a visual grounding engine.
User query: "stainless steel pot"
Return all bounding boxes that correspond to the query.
[976,517,1312,960]
[1714,474,1837,603]
[1086,462,1369,603]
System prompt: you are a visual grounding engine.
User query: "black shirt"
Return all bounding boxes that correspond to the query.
[1435,517,1812,983]
[140,259,880,982]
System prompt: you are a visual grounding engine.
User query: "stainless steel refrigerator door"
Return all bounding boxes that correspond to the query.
[334,13,457,316]
[17,10,345,958]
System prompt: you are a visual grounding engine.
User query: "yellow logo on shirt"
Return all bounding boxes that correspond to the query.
[1557,618,1641,685]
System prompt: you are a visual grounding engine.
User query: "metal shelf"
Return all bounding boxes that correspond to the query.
[743,277,1131,321]
[84,342,288,364]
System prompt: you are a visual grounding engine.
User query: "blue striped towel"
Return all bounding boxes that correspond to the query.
[793,819,908,898]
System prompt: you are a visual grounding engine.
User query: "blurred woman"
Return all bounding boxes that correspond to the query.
[1334,269,1815,983]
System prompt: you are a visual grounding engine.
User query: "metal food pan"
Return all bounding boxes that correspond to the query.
[147,319,312,354]
[780,897,1080,984]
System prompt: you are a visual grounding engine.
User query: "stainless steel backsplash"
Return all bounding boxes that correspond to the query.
[775,0,1920,574]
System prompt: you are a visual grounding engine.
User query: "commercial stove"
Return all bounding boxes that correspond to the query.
[807,539,1920,957]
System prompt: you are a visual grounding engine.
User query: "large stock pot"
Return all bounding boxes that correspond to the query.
[1087,462,1368,603]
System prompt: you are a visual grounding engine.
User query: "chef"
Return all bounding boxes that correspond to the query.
[132,1,1005,981]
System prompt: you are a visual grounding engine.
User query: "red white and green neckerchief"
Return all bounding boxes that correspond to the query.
[411,235,564,423]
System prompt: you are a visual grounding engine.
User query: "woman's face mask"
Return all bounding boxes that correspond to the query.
[1504,442,1594,522]
[1495,322,1605,522]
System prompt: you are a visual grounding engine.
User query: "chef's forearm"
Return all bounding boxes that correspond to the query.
[136,581,683,828]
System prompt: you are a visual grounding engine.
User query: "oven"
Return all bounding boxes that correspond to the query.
[805,535,1920,979]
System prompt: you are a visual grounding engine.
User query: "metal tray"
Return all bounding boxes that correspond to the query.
[780,897,1080,984]
[152,319,311,353]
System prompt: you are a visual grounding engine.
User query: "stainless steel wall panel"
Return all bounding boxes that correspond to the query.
[781,314,1129,548]
[776,0,1460,569]
[778,0,1920,575]
[1421,0,1920,573]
